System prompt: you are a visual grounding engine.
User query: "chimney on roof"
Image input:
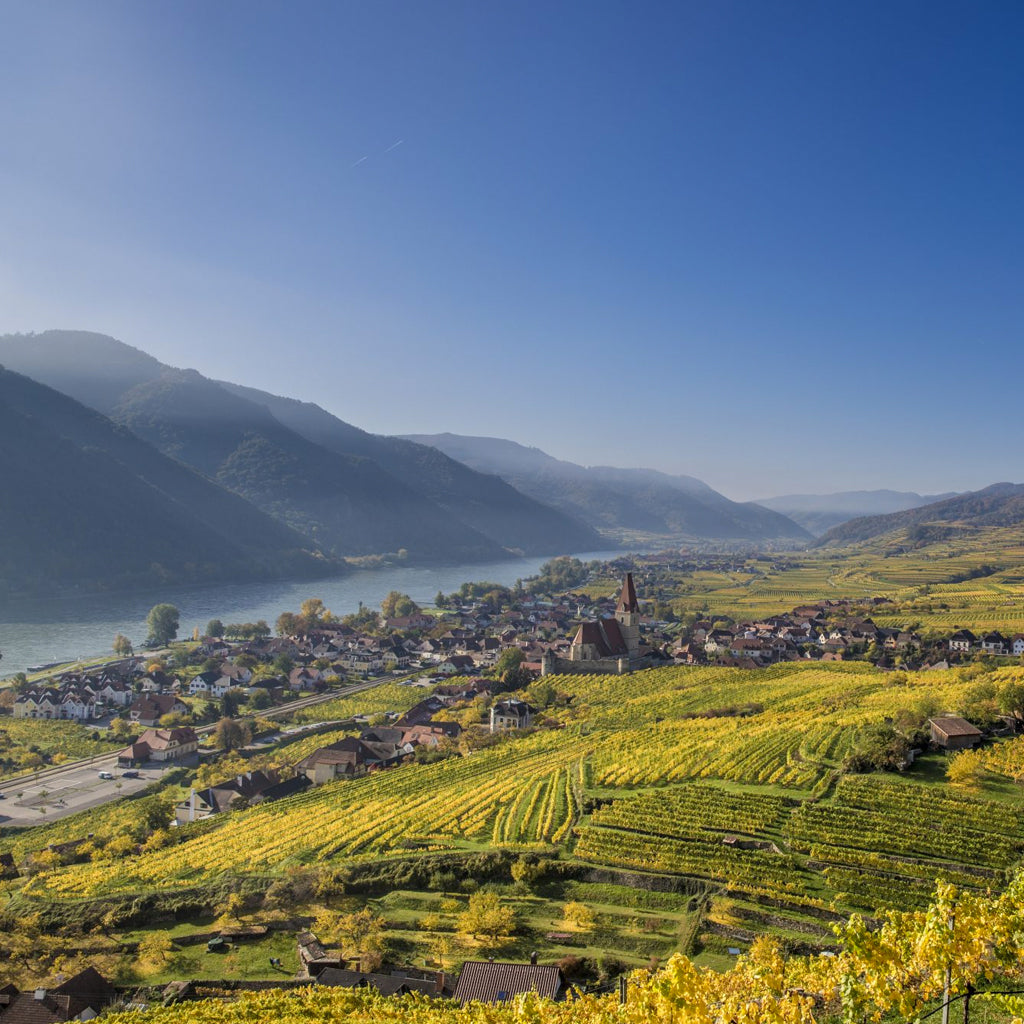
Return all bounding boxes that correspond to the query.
[34,989,47,1000]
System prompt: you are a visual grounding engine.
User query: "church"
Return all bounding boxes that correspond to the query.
[541,573,653,676]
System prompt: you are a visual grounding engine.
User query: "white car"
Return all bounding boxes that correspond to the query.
[98,770,114,780]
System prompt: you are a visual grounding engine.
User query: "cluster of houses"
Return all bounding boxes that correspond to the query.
[292,690,534,786]
[670,601,922,669]
[174,768,310,825]
[0,953,571,1023]
[9,656,324,728]
[297,941,566,1005]
[0,967,118,1024]
[670,603,1024,671]
[10,667,134,721]
[947,629,1024,657]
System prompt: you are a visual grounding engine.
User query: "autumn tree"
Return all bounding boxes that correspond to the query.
[113,633,133,657]
[947,748,986,789]
[562,900,596,932]
[314,908,386,970]
[137,931,174,971]
[457,892,516,945]
[215,892,246,929]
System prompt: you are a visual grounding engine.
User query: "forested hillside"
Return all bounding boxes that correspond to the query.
[402,433,810,543]
[0,331,600,563]
[0,368,332,595]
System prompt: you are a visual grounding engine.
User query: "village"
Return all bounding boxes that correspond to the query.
[1,561,1021,1021]
[2,556,1017,820]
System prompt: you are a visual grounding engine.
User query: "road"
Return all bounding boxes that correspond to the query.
[0,673,397,827]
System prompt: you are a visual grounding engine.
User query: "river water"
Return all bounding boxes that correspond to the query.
[0,551,623,677]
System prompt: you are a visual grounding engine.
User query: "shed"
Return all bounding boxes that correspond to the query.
[929,715,983,750]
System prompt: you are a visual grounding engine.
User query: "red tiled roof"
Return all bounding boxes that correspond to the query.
[572,618,628,658]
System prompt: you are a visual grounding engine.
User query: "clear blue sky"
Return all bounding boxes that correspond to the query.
[1,0,1021,499]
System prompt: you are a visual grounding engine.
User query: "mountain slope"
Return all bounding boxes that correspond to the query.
[814,483,1024,548]
[402,433,811,543]
[218,382,603,555]
[0,367,333,596]
[109,370,506,562]
[756,489,959,536]
[0,333,529,563]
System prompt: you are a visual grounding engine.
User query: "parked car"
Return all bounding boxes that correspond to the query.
[121,770,140,779]
[98,770,114,780]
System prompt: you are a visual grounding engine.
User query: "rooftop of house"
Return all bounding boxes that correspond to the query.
[453,960,564,1005]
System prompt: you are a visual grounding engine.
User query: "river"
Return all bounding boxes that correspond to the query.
[0,550,623,677]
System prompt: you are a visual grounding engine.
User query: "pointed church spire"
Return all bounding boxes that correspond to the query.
[616,572,639,613]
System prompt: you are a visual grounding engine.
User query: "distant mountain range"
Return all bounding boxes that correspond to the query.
[24,330,1011,600]
[0,366,333,597]
[813,483,1024,548]
[756,489,958,536]
[401,433,811,543]
[0,331,600,585]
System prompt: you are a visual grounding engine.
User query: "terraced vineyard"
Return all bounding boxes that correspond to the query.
[6,660,1024,967]
[786,775,1024,909]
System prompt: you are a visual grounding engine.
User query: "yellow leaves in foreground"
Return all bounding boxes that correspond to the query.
[102,878,1024,1024]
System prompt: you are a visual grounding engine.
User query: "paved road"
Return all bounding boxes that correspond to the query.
[0,673,397,828]
[0,760,171,827]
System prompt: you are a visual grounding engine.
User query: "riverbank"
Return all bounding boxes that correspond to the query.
[0,550,624,677]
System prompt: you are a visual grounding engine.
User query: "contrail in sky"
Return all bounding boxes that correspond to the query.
[351,155,369,168]
[383,139,404,153]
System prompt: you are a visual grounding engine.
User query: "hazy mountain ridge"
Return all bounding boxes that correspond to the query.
[0,331,599,564]
[402,433,811,543]
[813,483,1024,548]
[218,382,603,556]
[757,489,959,536]
[0,367,334,596]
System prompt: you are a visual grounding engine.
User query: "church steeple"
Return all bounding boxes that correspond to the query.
[614,572,640,655]
[616,573,639,614]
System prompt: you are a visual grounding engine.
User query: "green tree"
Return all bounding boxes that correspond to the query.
[276,611,298,636]
[220,690,242,718]
[206,619,225,638]
[146,604,180,646]
[493,647,525,677]
[998,681,1024,719]
[112,633,134,657]
[842,723,911,773]
[526,678,556,709]
[214,717,250,751]
[381,591,420,618]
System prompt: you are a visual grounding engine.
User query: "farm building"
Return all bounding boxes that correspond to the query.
[929,715,983,750]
